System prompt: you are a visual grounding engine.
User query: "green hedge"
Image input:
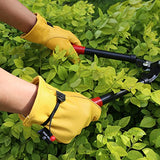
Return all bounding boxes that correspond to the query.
[0,0,160,159]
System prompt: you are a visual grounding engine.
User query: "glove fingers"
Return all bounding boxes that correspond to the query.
[68,32,82,46]
[63,91,101,122]
[46,38,80,63]
[54,26,81,46]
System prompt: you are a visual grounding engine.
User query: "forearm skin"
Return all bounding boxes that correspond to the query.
[0,68,37,116]
[0,0,36,33]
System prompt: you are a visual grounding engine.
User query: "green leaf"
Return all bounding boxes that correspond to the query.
[85,30,93,40]
[48,154,59,160]
[8,154,16,160]
[107,142,128,157]
[70,78,81,88]
[0,145,11,155]
[4,136,11,147]
[96,123,103,133]
[127,150,143,160]
[3,121,14,127]
[0,135,5,144]
[153,108,160,118]
[23,126,31,139]
[120,135,131,147]
[11,126,20,139]
[57,65,68,80]
[0,55,7,65]
[83,77,94,90]
[11,143,19,158]
[22,67,36,75]
[31,130,40,143]
[143,148,160,160]
[12,69,22,76]
[110,152,121,160]
[78,143,93,155]
[151,90,160,105]
[118,22,130,32]
[31,153,40,160]
[95,30,102,39]
[14,58,24,68]
[122,77,138,90]
[94,78,109,93]
[21,74,33,82]
[118,116,130,128]
[97,134,104,148]
[18,143,25,159]
[8,114,19,122]
[149,129,160,148]
[105,126,121,138]
[140,116,156,128]
[12,36,25,43]
[46,69,56,83]
[126,127,146,143]
[96,148,109,160]
[132,143,147,150]
[89,40,98,48]
[101,27,114,35]
[71,20,79,27]
[26,141,34,154]
[130,97,141,107]
[69,64,79,72]
[0,23,5,30]
[75,84,89,92]
[129,0,141,5]
[75,136,89,146]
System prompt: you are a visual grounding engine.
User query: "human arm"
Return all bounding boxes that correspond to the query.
[0,68,37,116]
[0,67,101,143]
[0,0,36,33]
[0,0,81,63]
[0,0,100,144]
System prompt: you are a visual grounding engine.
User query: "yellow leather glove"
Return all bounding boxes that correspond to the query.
[19,76,101,144]
[21,14,81,63]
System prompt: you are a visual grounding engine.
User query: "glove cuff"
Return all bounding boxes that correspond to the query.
[21,13,49,45]
[19,76,57,126]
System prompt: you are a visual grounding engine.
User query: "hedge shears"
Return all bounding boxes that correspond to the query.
[39,45,160,143]
[73,45,160,106]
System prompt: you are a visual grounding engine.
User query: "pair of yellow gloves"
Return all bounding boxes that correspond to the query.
[20,14,101,144]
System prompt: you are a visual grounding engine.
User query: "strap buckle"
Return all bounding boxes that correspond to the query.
[38,91,66,143]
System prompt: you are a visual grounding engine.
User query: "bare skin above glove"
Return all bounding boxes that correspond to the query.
[21,14,81,63]
[19,76,101,144]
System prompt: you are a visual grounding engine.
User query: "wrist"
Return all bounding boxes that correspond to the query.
[21,84,38,117]
[23,14,37,33]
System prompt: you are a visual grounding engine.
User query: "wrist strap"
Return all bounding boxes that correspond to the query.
[42,91,66,127]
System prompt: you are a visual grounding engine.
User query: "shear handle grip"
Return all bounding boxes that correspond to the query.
[73,45,85,54]
[73,45,146,65]
[91,90,129,107]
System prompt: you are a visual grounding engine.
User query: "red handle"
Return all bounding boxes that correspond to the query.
[73,45,85,55]
[91,97,103,107]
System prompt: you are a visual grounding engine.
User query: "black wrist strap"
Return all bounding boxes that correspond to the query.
[47,22,53,27]
[42,91,66,127]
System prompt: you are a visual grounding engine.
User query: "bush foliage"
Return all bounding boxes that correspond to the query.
[0,0,160,159]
